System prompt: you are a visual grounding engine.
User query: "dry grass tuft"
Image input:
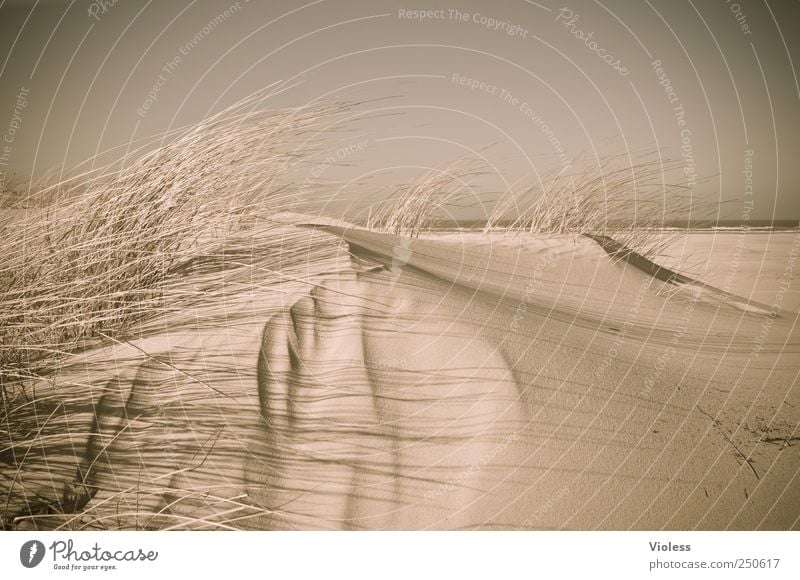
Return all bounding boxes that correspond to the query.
[362,151,711,260]
[0,93,350,389]
[366,157,489,237]
[484,152,713,258]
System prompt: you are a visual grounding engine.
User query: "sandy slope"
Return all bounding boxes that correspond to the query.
[3,225,798,530]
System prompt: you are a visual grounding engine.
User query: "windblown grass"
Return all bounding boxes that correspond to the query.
[362,151,711,261]
[366,157,489,237]
[2,101,721,530]
[0,94,350,390]
[1,93,360,529]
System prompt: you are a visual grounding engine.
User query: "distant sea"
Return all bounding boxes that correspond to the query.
[419,219,800,231]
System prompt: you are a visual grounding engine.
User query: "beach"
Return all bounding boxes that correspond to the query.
[2,222,799,530]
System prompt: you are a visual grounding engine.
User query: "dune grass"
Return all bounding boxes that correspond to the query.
[365,157,490,237]
[0,94,351,391]
[362,151,710,262]
[484,152,712,258]
[1,92,359,530]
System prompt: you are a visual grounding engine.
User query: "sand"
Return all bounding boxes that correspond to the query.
[3,222,798,530]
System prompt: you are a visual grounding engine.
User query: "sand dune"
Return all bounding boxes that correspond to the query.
[3,223,798,530]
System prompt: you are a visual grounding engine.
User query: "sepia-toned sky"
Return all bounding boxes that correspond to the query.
[0,0,798,220]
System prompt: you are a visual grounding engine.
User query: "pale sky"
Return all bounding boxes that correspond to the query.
[1,0,798,220]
